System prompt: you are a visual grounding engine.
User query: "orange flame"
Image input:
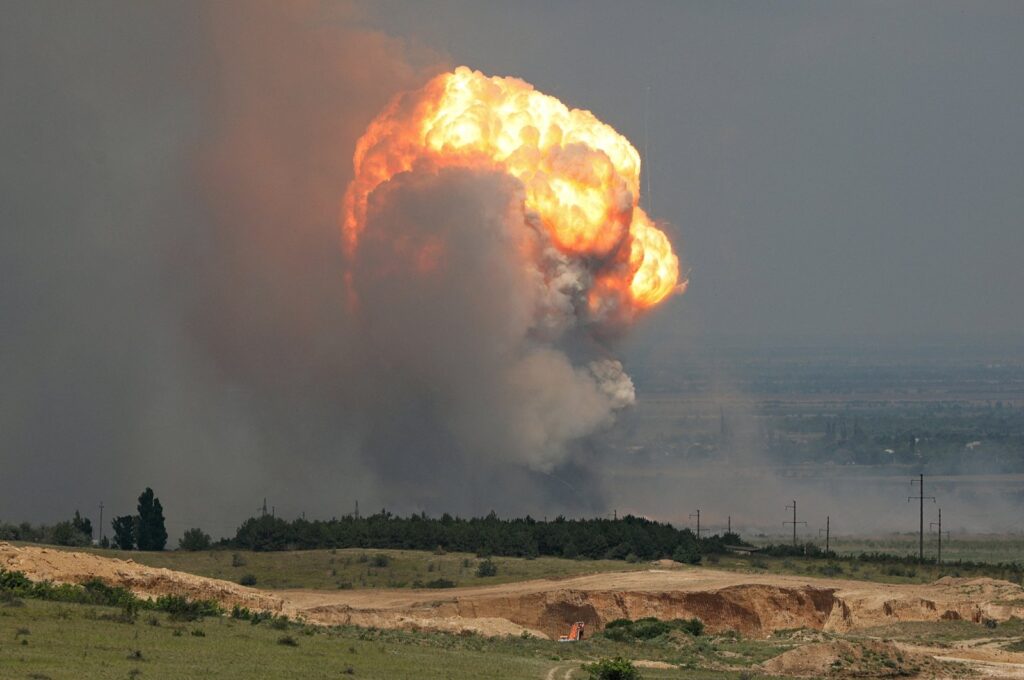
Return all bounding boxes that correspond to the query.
[343,66,683,313]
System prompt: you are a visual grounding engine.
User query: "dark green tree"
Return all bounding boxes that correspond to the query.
[71,510,93,539]
[111,515,136,550]
[136,488,167,551]
[178,528,212,551]
[46,521,90,547]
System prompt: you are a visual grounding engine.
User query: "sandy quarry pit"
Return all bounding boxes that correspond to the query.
[3,541,1023,643]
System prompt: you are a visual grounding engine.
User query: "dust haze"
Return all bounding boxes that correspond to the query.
[2,1,1022,540]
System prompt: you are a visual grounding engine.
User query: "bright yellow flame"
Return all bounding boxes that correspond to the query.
[343,66,682,311]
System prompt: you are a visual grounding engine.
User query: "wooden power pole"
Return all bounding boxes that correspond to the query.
[784,500,807,546]
[930,508,943,565]
[909,474,935,562]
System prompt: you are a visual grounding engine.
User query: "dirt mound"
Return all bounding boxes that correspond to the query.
[5,543,1024,643]
[283,570,1024,639]
[431,583,841,639]
[759,639,951,678]
[0,542,282,613]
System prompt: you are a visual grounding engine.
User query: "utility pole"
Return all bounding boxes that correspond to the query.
[930,508,942,565]
[613,509,617,521]
[98,502,104,544]
[689,509,702,538]
[784,500,807,547]
[908,474,935,562]
[260,498,268,517]
[355,500,359,519]
[727,516,731,534]
[818,516,830,555]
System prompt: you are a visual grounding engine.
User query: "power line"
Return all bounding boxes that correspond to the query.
[784,500,807,547]
[908,474,936,562]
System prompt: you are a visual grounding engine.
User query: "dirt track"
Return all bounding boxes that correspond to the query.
[3,542,1023,641]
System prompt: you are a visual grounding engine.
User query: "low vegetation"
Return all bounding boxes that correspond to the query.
[0,598,791,679]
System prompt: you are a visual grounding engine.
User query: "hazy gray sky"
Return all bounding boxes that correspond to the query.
[360,0,1024,343]
[1,1,1021,533]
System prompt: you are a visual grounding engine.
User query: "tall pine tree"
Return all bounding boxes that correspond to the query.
[136,487,167,551]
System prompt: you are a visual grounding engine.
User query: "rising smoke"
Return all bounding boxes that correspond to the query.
[0,1,666,534]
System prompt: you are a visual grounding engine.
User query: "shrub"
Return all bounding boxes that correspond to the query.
[370,554,390,568]
[631,618,670,639]
[676,617,704,636]
[239,574,257,586]
[476,559,498,577]
[424,579,456,589]
[277,635,299,647]
[600,617,703,640]
[819,563,844,577]
[231,553,247,568]
[581,657,642,680]
[153,595,222,621]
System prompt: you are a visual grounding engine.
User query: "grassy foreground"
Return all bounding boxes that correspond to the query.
[0,598,792,680]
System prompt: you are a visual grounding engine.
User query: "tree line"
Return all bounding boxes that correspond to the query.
[227,510,745,562]
[0,487,168,551]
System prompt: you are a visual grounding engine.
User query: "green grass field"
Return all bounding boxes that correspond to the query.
[749,532,1024,564]
[0,598,796,679]
[703,552,1024,586]
[42,545,648,590]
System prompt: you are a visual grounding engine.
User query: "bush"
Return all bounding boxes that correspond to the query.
[581,657,642,680]
[672,544,701,565]
[676,617,704,636]
[153,595,222,621]
[239,574,257,586]
[179,528,212,551]
[631,618,670,639]
[819,563,844,577]
[370,554,391,568]
[277,635,299,647]
[600,617,703,640]
[476,559,498,577]
[424,579,456,589]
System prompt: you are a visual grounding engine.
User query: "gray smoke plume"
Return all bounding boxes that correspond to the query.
[0,1,629,537]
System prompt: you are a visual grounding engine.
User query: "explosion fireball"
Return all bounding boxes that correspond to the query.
[340,67,686,475]
[343,66,684,320]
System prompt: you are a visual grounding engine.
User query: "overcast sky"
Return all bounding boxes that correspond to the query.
[1,1,1021,531]
[360,0,1024,344]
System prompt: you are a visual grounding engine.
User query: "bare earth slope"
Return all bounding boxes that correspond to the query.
[3,542,1023,641]
[0,542,282,613]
